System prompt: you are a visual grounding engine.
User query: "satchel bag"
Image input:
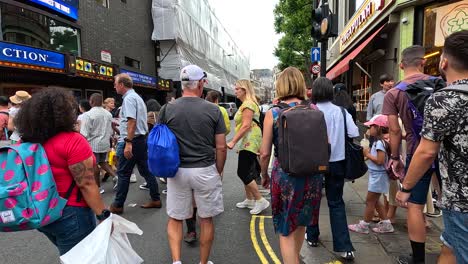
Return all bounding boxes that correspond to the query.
[341,108,368,181]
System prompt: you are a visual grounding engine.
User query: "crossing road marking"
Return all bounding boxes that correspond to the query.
[250,215,280,264]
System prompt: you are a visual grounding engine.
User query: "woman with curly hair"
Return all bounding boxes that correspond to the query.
[15,88,109,256]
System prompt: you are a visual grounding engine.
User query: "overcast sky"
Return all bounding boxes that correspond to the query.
[208,0,281,70]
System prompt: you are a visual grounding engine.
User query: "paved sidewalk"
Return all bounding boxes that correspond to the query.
[300,174,444,264]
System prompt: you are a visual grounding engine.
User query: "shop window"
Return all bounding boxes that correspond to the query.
[96,0,110,8]
[0,3,81,56]
[423,1,468,76]
[125,57,141,69]
[85,89,102,100]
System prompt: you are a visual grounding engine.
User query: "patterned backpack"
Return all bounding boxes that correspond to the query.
[0,143,67,232]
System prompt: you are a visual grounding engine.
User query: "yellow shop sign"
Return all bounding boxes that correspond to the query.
[340,0,394,53]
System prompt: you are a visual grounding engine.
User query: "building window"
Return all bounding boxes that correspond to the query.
[125,57,141,69]
[347,0,357,23]
[423,1,467,76]
[0,3,81,56]
[96,0,109,8]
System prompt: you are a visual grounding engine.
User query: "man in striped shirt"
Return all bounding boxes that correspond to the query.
[81,93,116,194]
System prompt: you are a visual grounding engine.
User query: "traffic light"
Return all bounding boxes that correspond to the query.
[311,5,326,40]
[311,3,338,40]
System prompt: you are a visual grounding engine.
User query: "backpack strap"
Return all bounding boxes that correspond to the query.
[252,102,262,127]
[63,180,83,202]
[0,111,9,116]
[394,81,408,91]
[340,107,350,142]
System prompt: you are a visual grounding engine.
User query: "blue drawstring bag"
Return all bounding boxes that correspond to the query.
[147,105,180,178]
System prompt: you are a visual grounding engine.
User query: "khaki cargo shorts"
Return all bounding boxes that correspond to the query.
[166,165,224,220]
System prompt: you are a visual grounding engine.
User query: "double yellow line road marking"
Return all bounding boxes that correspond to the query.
[250,215,281,264]
[250,215,343,264]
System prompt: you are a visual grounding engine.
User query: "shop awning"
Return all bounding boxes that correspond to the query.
[326,25,385,80]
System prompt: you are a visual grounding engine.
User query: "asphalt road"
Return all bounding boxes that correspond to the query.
[0,131,281,264]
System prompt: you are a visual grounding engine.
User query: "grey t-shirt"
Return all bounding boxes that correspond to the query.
[163,97,226,168]
[366,90,386,120]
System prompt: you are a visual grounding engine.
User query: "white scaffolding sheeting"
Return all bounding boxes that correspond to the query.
[152,0,250,95]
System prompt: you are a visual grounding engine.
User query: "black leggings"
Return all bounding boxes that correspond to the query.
[237,150,259,185]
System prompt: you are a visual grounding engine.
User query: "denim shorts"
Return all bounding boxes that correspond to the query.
[440,209,468,263]
[405,155,433,205]
[38,206,96,255]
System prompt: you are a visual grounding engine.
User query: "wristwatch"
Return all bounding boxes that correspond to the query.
[401,187,412,193]
[124,137,133,143]
[390,155,399,160]
[96,209,111,221]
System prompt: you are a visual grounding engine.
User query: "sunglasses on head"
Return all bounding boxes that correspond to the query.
[181,72,207,81]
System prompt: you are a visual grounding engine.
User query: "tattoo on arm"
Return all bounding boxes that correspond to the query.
[69,159,95,185]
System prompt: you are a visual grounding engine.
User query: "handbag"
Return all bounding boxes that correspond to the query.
[341,108,368,181]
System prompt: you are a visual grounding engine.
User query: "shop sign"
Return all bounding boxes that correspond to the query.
[120,69,157,87]
[29,0,79,20]
[76,58,113,77]
[158,79,172,91]
[101,50,112,63]
[433,2,468,47]
[0,41,65,69]
[340,0,392,53]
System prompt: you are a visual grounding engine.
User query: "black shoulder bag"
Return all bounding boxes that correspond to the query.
[341,108,368,181]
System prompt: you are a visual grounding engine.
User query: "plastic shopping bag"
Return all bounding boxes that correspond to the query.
[60,214,144,264]
[108,148,116,166]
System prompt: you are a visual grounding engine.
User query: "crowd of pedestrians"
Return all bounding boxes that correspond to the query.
[0,30,467,264]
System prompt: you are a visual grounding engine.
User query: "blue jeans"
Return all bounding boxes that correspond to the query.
[113,136,160,207]
[38,206,96,255]
[325,160,355,252]
[441,209,468,263]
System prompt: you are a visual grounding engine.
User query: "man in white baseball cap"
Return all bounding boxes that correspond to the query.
[180,64,207,82]
[163,65,226,264]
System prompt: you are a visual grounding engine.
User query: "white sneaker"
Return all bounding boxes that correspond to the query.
[372,220,394,233]
[130,174,137,183]
[250,198,270,215]
[199,262,213,264]
[236,199,255,209]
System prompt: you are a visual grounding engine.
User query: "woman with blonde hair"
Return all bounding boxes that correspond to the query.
[259,67,324,263]
[103,97,115,112]
[227,79,269,215]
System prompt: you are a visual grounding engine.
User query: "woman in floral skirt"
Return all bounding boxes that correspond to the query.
[259,67,323,264]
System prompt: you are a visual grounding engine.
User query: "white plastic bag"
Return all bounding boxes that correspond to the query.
[60,214,144,264]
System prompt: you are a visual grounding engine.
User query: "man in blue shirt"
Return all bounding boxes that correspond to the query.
[110,73,161,214]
